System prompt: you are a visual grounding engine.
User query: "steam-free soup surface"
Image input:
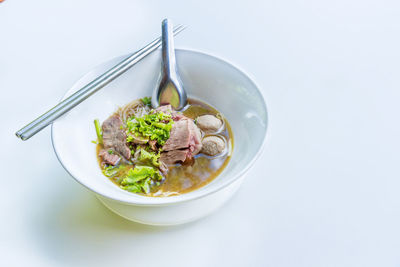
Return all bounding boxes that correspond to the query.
[95,98,233,197]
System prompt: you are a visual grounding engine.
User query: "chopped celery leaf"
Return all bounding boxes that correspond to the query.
[141,97,152,106]
[126,112,173,145]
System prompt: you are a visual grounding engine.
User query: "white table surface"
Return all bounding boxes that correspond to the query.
[1,0,400,266]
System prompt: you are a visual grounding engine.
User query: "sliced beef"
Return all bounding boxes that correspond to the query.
[161,114,203,166]
[162,119,191,151]
[102,115,131,159]
[155,104,187,121]
[155,105,202,168]
[188,119,202,154]
[172,113,188,121]
[162,119,202,153]
[99,149,121,166]
[155,104,173,114]
[160,149,190,165]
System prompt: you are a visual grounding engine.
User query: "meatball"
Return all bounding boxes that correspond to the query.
[201,136,225,156]
[196,115,222,133]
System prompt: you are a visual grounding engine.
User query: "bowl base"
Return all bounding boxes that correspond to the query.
[96,177,244,226]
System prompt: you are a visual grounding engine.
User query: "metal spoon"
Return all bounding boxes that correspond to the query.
[152,19,187,110]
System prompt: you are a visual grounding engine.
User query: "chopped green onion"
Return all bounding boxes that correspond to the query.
[94,119,103,144]
[125,112,174,145]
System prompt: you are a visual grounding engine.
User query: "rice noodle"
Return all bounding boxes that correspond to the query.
[116,99,150,123]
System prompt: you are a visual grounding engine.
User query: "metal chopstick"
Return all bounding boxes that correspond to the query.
[15,25,186,141]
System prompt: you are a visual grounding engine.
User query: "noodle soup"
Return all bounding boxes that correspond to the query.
[94,98,233,197]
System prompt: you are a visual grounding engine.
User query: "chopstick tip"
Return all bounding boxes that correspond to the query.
[173,24,187,35]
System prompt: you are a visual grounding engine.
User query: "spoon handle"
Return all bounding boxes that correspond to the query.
[161,19,177,77]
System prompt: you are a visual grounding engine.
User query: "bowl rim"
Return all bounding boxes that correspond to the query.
[51,48,269,206]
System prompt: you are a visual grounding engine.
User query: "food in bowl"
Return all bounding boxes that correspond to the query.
[94,97,233,197]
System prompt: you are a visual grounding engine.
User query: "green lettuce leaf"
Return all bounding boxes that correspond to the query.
[103,165,122,178]
[120,165,162,194]
[138,149,160,167]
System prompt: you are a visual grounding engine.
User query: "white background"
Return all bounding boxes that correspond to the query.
[1,0,400,266]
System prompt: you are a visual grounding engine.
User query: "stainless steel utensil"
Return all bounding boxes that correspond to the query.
[15,24,186,141]
[151,19,187,110]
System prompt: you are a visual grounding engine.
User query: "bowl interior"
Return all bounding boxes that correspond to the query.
[52,49,268,205]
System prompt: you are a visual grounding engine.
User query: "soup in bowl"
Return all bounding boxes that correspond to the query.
[95,98,233,197]
[52,49,268,225]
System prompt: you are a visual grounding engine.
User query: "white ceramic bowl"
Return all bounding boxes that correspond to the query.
[52,49,268,225]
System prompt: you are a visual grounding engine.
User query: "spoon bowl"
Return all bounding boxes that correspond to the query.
[152,19,187,110]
